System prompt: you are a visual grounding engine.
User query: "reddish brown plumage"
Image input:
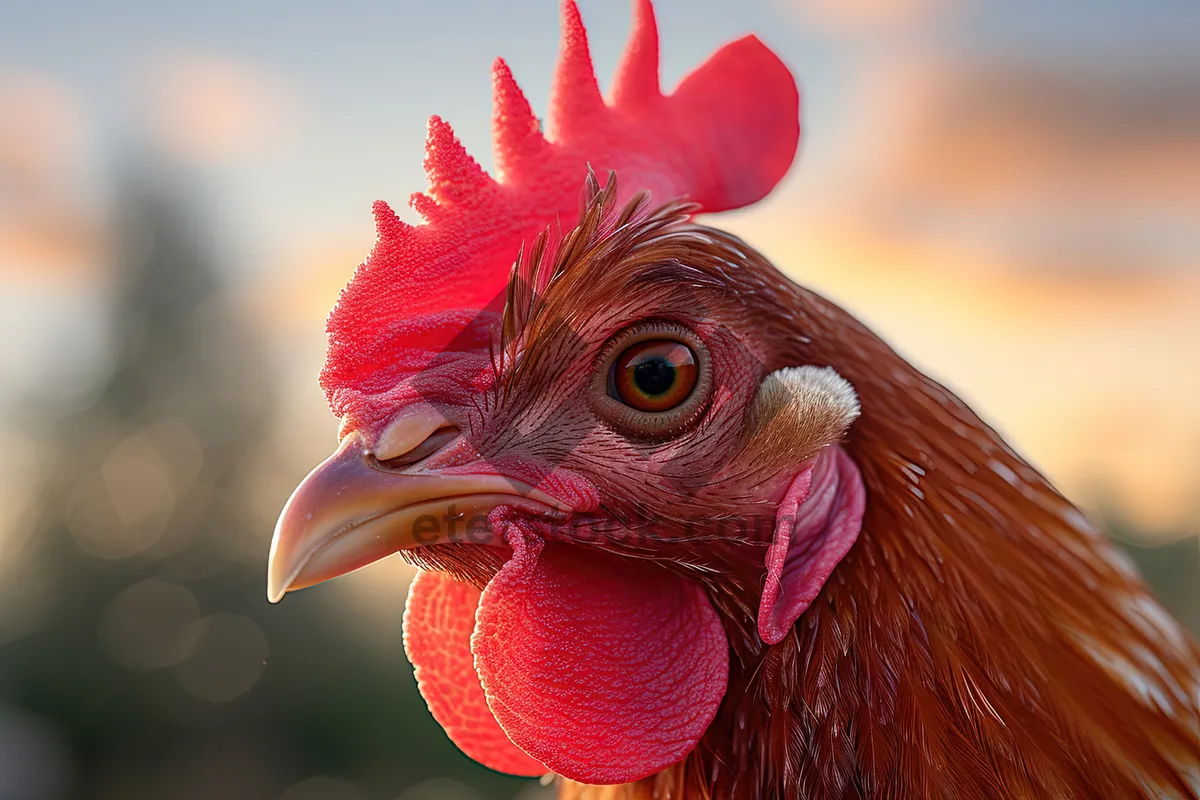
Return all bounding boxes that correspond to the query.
[522,186,1200,799]
[394,180,1200,798]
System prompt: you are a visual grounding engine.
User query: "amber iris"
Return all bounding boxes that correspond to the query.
[612,340,698,412]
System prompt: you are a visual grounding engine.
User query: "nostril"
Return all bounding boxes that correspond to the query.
[375,425,460,470]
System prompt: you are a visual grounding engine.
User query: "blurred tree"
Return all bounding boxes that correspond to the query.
[1114,525,1200,637]
[0,164,535,800]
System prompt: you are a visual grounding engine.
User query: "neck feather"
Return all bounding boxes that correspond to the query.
[563,278,1200,799]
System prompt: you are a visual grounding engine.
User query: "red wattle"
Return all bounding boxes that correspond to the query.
[471,530,729,785]
[402,569,547,777]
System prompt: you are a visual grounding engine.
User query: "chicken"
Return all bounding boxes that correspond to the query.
[266,2,1200,798]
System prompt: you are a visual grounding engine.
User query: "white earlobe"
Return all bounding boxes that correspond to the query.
[752,365,860,434]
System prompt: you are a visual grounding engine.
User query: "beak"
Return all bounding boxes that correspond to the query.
[266,415,569,603]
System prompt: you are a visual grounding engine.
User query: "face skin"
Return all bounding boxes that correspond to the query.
[267,188,858,607]
[269,265,771,601]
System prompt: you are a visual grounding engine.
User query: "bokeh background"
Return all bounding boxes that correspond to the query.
[1,0,1197,797]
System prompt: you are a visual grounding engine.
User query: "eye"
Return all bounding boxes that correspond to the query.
[612,340,698,411]
[590,321,712,439]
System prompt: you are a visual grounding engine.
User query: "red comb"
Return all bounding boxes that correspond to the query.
[321,0,800,425]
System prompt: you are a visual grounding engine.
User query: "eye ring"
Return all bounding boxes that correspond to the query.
[590,321,713,439]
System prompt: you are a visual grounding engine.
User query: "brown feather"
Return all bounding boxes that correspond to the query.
[494,186,1200,799]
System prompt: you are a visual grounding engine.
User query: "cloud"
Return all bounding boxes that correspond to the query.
[827,51,1200,275]
[142,53,297,164]
[0,72,78,183]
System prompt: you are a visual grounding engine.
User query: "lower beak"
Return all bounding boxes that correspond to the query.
[266,430,567,603]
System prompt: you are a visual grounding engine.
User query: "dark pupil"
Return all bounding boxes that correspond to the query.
[633,357,676,396]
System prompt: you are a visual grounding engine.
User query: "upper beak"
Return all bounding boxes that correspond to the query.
[266,413,569,603]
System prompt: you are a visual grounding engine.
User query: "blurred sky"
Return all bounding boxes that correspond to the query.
[2,0,1198,539]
